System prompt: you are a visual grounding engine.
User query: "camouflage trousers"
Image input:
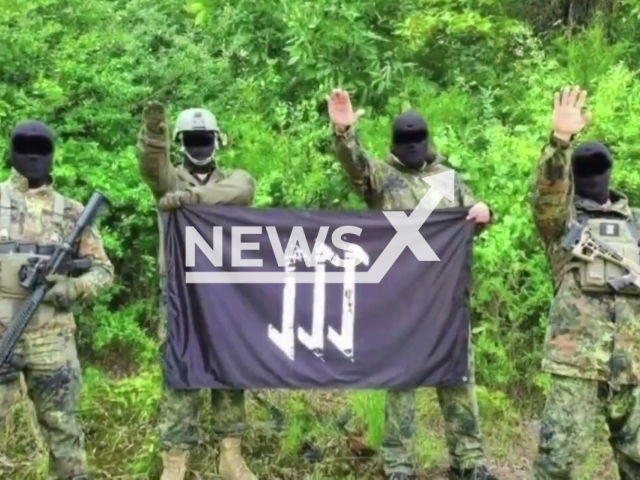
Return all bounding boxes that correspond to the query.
[532,374,640,480]
[0,331,87,479]
[159,385,247,451]
[157,278,247,451]
[382,336,485,475]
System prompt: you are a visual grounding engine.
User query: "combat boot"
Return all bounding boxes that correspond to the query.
[449,465,499,480]
[218,437,257,480]
[386,473,415,480]
[160,448,187,480]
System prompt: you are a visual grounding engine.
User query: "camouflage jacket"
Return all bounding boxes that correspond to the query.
[0,169,114,335]
[332,125,484,211]
[530,135,640,287]
[137,123,255,276]
[531,135,640,386]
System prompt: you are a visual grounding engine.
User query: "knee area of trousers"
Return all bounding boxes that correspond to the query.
[0,356,25,384]
[538,420,557,444]
[31,366,81,409]
[0,368,21,385]
[611,435,640,463]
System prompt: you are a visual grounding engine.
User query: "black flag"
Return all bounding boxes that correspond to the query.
[161,204,474,390]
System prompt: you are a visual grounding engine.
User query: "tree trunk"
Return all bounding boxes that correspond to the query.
[521,0,617,35]
[567,0,616,29]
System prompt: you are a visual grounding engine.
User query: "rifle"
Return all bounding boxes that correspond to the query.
[0,191,110,368]
[561,220,640,291]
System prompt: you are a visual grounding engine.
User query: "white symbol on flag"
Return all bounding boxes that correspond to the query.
[269,241,370,361]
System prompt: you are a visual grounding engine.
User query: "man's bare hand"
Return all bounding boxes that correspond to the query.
[327,89,364,132]
[467,202,491,224]
[552,86,591,142]
[143,101,168,135]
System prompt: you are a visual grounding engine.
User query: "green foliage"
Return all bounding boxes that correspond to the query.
[2,0,640,476]
[2,0,640,399]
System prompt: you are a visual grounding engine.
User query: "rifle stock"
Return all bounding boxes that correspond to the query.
[563,221,640,292]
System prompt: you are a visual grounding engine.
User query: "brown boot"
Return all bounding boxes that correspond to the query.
[218,437,257,480]
[160,448,187,480]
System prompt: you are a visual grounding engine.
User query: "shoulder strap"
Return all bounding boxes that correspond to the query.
[0,182,11,240]
[52,192,65,225]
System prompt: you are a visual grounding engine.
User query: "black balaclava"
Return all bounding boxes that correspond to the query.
[390,111,430,170]
[571,141,613,205]
[9,121,55,188]
[181,131,216,175]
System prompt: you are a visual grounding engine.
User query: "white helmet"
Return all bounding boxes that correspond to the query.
[173,108,220,166]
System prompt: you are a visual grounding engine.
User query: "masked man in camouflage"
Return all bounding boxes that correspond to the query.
[137,102,257,480]
[531,86,640,479]
[327,89,497,480]
[0,120,114,480]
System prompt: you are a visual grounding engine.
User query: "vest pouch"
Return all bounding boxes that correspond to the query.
[0,253,36,298]
[0,253,57,330]
[579,256,607,291]
[578,217,640,295]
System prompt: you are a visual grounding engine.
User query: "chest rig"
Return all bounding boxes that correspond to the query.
[573,210,640,295]
[380,161,461,210]
[0,182,66,328]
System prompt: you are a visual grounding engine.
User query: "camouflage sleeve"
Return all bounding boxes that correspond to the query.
[136,125,178,199]
[530,135,574,249]
[332,125,383,205]
[68,200,114,300]
[188,169,256,206]
[455,175,477,207]
[455,174,496,231]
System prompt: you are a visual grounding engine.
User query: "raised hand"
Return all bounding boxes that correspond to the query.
[552,86,591,142]
[327,89,364,131]
[143,100,168,135]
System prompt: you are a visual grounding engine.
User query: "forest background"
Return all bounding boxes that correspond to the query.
[1,0,639,478]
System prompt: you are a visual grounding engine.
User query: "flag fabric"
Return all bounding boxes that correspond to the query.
[160,204,475,390]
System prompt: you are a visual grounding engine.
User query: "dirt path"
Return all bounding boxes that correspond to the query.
[417,419,617,480]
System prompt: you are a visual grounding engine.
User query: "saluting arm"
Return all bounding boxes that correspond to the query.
[332,126,381,205]
[136,101,178,199]
[530,135,574,249]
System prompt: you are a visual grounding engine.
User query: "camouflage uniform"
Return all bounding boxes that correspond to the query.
[333,125,490,477]
[136,116,255,450]
[0,168,114,480]
[530,135,640,479]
